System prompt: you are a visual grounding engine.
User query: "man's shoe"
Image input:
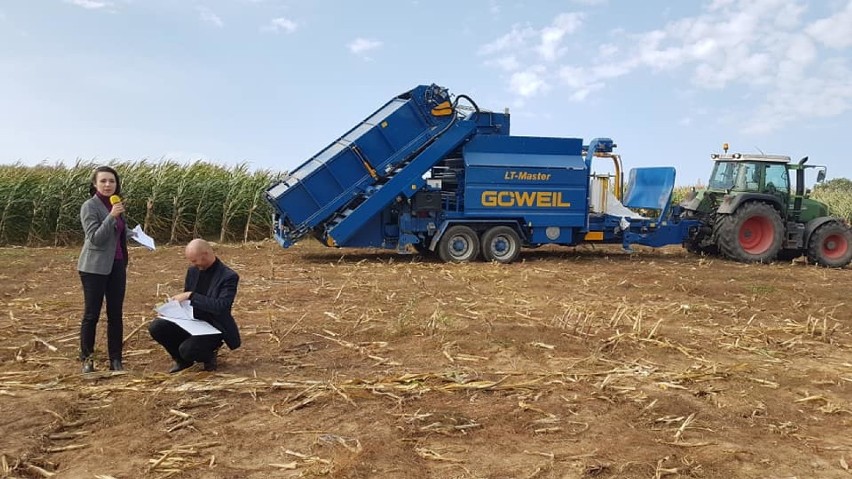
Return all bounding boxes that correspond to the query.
[203,350,218,372]
[169,361,193,374]
[109,359,123,371]
[81,358,95,374]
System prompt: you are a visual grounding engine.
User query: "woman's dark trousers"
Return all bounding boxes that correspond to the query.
[79,260,126,360]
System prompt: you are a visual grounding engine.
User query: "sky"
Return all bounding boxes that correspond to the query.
[2,0,852,186]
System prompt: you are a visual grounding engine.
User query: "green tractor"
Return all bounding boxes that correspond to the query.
[680,145,852,267]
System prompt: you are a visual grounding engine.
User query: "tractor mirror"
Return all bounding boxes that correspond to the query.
[816,170,826,183]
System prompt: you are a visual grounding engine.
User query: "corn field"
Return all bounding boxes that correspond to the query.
[0,162,848,247]
[0,161,284,246]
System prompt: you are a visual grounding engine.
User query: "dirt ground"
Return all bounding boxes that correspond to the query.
[0,240,850,479]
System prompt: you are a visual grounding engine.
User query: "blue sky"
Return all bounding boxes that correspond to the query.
[2,0,852,185]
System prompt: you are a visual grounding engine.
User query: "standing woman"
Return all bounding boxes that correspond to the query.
[77,166,133,373]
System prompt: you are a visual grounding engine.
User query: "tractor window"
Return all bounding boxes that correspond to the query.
[764,164,789,193]
[709,162,736,190]
[733,163,759,191]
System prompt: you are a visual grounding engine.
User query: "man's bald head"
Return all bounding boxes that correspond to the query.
[185,239,216,270]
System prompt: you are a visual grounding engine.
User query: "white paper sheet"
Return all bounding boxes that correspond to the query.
[156,299,194,319]
[155,300,220,336]
[131,224,156,250]
[158,316,221,336]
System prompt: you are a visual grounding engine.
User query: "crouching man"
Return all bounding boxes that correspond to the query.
[149,239,241,373]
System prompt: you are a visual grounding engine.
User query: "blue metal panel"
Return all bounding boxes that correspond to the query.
[463,184,587,227]
[464,136,585,168]
[330,120,480,247]
[337,212,389,248]
[465,166,587,186]
[623,167,676,218]
[266,85,452,244]
[530,227,575,244]
[461,135,588,228]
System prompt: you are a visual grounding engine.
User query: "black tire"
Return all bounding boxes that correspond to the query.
[807,222,852,268]
[438,226,480,263]
[481,226,521,264]
[717,202,783,263]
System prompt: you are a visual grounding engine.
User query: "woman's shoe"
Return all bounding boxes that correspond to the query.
[81,358,95,374]
[109,359,123,371]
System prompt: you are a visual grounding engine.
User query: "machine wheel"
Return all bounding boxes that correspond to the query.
[807,222,852,268]
[438,226,480,263]
[717,202,783,263]
[481,226,521,264]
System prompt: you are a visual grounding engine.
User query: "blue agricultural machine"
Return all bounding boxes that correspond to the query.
[265,84,701,263]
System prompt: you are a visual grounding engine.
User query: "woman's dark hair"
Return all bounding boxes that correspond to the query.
[89,166,122,196]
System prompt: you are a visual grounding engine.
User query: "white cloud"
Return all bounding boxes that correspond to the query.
[262,17,298,34]
[510,67,549,97]
[348,38,382,56]
[806,0,852,49]
[557,65,603,101]
[479,13,583,97]
[478,25,536,56]
[480,0,852,133]
[197,7,223,28]
[537,13,583,61]
[65,0,112,10]
[486,55,520,72]
[598,43,619,57]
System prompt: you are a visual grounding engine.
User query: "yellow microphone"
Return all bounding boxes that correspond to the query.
[109,195,122,205]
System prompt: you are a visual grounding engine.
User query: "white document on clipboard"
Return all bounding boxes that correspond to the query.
[155,300,220,336]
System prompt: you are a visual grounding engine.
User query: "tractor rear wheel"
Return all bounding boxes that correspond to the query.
[438,226,480,263]
[717,202,783,263]
[807,222,852,268]
[481,226,521,264]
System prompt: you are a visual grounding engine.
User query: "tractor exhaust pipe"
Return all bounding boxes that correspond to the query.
[794,156,808,219]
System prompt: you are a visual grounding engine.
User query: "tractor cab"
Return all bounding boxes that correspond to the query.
[708,154,791,196]
[704,149,829,223]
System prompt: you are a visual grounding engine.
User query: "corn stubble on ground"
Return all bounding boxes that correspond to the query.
[0,241,851,478]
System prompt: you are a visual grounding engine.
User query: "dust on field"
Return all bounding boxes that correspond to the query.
[1,242,850,478]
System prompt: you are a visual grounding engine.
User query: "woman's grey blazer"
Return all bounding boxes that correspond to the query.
[77,196,133,275]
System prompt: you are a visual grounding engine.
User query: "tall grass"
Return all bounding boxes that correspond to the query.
[0,161,283,246]
[812,178,852,223]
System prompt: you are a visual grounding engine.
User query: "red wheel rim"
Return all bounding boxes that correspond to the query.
[822,233,849,260]
[738,216,774,254]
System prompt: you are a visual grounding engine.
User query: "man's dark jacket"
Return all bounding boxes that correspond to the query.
[186,261,241,350]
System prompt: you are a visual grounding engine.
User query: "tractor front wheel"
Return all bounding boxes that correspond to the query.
[717,202,783,263]
[438,226,480,263]
[807,222,852,268]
